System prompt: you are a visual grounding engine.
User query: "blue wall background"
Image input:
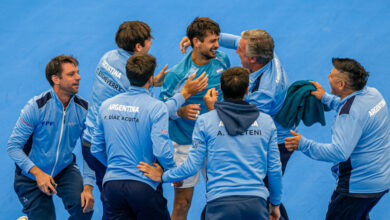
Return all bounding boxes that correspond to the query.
[0,0,389,219]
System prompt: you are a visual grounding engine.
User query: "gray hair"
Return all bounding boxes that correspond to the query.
[241,29,274,64]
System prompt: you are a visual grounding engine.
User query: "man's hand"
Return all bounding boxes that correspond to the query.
[153,64,169,87]
[203,88,218,111]
[269,204,281,220]
[309,81,325,100]
[180,72,208,100]
[81,185,94,213]
[177,104,201,120]
[285,130,302,152]
[137,162,164,182]
[179,36,191,54]
[29,166,57,196]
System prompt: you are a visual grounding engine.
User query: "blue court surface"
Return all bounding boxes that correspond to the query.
[1,0,389,219]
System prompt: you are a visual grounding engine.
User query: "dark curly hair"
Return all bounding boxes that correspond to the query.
[332,58,369,91]
[187,17,220,47]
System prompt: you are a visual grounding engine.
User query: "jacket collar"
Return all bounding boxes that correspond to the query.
[336,86,367,111]
[249,59,271,85]
[50,88,76,111]
[127,86,151,95]
[118,48,134,57]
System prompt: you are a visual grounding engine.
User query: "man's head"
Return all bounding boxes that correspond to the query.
[236,29,274,71]
[221,67,250,100]
[45,55,80,95]
[115,21,152,53]
[187,17,220,59]
[328,58,369,97]
[126,53,156,87]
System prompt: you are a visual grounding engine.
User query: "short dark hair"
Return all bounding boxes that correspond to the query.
[241,29,274,64]
[126,53,156,87]
[115,21,152,52]
[45,55,78,86]
[221,67,250,100]
[332,58,369,91]
[187,17,220,47]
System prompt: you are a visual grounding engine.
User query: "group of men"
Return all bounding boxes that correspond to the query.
[7,16,390,220]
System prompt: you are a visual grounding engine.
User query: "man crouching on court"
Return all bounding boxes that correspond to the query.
[7,55,94,219]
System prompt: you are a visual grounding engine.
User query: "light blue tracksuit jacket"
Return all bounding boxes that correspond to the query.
[91,86,176,190]
[162,100,283,204]
[299,87,390,195]
[7,89,95,185]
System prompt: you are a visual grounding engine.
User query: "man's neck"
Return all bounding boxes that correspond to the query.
[191,50,211,66]
[141,82,151,90]
[53,87,71,109]
[339,89,356,100]
[249,63,266,73]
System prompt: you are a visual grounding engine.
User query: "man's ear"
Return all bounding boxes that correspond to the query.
[192,37,200,48]
[249,56,257,64]
[134,43,142,53]
[339,80,346,90]
[245,86,249,95]
[52,75,60,85]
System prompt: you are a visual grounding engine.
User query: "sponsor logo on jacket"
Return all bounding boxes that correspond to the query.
[41,121,54,126]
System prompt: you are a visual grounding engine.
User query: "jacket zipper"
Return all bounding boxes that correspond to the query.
[51,109,66,176]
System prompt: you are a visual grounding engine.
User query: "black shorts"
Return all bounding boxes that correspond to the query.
[204,195,269,220]
[326,190,386,220]
[102,180,170,220]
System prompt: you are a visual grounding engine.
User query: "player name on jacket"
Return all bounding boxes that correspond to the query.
[98,71,124,92]
[104,114,139,122]
[217,129,262,136]
[108,104,139,112]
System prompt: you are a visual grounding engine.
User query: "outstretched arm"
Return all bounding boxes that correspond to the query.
[285,114,363,163]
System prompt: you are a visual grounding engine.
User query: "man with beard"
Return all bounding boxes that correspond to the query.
[8,55,94,219]
[159,17,230,220]
[181,29,290,219]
